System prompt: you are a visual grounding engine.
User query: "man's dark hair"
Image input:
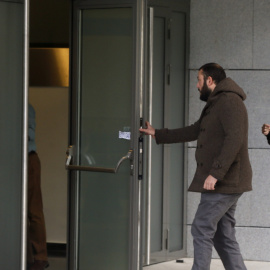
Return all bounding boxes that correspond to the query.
[199,63,226,85]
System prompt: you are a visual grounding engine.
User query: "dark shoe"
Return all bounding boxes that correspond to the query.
[29,260,49,270]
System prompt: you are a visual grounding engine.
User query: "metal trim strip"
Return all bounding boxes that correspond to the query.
[21,0,29,269]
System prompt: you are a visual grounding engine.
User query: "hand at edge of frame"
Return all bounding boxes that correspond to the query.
[139,121,156,139]
[262,123,270,135]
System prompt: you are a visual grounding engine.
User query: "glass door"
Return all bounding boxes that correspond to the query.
[143,1,188,265]
[67,2,144,270]
[0,1,29,269]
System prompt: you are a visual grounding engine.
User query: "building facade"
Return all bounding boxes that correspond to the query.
[1,0,270,269]
[187,0,270,261]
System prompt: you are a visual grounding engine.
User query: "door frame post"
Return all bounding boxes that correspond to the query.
[130,1,147,269]
[22,0,30,269]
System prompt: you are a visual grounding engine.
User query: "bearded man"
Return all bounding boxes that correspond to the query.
[140,63,252,270]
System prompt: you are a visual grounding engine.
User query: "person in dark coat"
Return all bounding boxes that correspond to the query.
[140,63,252,270]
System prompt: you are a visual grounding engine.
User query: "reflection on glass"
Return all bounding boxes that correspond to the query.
[149,11,186,257]
[0,2,23,269]
[80,8,133,168]
[150,17,165,253]
[168,11,186,252]
[78,8,133,270]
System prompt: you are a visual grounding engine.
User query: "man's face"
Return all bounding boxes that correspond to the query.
[197,70,212,102]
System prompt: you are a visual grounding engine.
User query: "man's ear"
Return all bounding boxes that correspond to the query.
[207,76,213,85]
[207,76,216,89]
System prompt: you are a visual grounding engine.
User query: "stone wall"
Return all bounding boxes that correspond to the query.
[187,0,270,261]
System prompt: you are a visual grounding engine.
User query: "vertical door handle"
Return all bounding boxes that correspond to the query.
[138,135,144,180]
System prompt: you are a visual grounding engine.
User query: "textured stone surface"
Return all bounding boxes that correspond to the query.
[189,0,253,69]
[144,257,270,270]
[254,0,270,68]
[187,70,205,148]
[226,70,270,149]
[237,149,270,227]
[186,0,270,261]
[187,148,200,224]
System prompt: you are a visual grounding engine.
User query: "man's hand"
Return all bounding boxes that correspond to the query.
[139,121,156,139]
[262,124,270,135]
[203,175,218,190]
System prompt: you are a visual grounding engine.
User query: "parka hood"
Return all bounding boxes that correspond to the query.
[210,77,246,101]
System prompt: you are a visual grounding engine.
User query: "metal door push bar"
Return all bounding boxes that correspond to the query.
[65,145,133,174]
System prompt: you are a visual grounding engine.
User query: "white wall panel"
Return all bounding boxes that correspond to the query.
[29,87,69,243]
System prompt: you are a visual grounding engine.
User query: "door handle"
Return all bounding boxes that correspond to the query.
[65,145,133,174]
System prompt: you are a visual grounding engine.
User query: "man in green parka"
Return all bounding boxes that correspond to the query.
[140,63,252,270]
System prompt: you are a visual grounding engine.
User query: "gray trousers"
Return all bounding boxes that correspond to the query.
[191,193,246,270]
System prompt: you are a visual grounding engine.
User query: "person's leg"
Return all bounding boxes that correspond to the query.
[27,220,34,265]
[191,193,242,270]
[213,195,247,270]
[28,152,48,263]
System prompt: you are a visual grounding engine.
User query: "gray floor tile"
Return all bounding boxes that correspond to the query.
[46,257,270,270]
[47,257,66,270]
[143,258,270,270]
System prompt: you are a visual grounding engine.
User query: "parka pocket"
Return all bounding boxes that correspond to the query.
[222,158,240,187]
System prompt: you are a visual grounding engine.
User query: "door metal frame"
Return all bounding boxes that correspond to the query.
[143,0,190,265]
[145,6,171,265]
[68,1,146,270]
[131,2,147,269]
[68,0,189,268]
[22,0,30,269]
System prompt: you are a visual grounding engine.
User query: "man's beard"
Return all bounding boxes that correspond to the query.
[199,80,212,102]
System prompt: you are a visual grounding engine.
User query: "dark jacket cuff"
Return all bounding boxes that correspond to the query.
[266,133,270,145]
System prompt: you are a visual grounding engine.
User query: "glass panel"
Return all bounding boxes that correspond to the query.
[78,8,133,270]
[150,17,165,253]
[168,11,186,252]
[80,8,133,168]
[0,2,24,269]
[2,0,23,2]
